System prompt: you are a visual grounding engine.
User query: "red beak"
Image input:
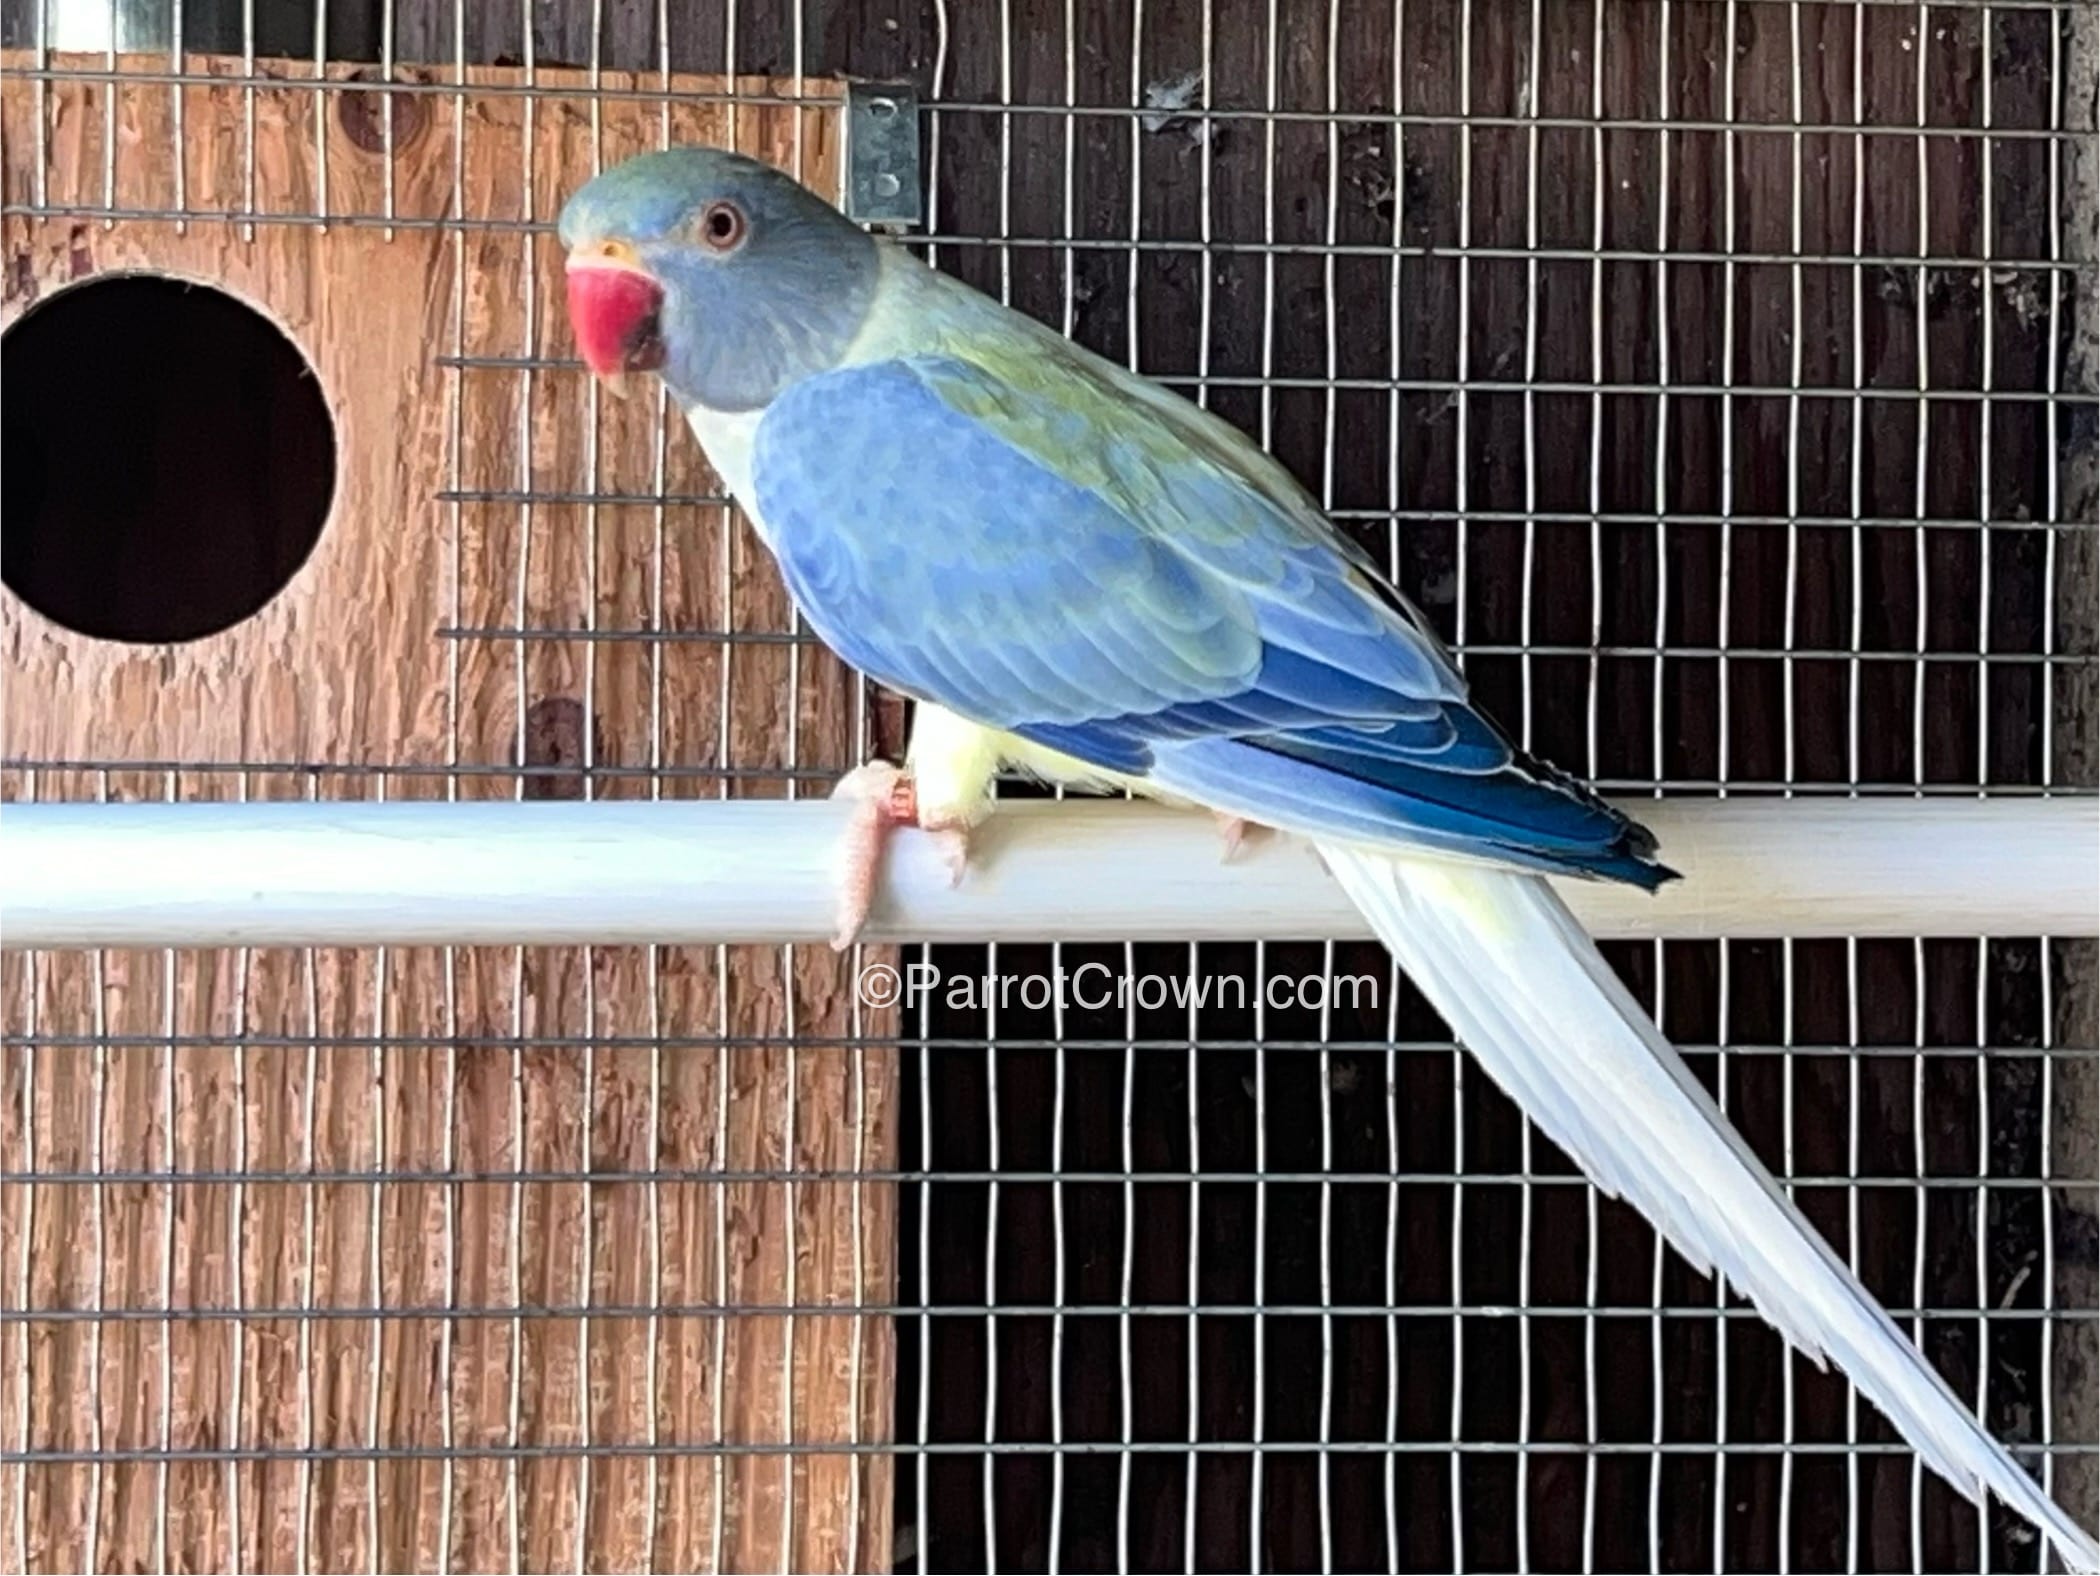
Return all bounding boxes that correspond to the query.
[564,251,665,398]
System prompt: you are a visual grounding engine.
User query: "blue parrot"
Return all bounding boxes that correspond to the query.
[559,146,2099,1570]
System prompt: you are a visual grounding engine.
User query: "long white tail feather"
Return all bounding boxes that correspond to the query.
[1318,842,2100,1573]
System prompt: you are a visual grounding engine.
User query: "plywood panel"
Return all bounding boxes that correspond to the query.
[2,52,896,1574]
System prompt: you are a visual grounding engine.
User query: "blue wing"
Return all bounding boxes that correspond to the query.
[751,352,1672,888]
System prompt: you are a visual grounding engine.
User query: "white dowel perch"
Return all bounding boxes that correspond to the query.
[1,796,2093,950]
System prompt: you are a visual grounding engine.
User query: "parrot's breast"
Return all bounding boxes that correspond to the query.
[680,402,764,519]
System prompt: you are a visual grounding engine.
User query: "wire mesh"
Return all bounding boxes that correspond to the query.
[1,0,2097,1573]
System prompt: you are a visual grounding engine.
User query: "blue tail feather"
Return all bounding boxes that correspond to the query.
[1154,722,1678,891]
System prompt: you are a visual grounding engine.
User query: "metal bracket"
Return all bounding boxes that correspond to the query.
[844,82,922,228]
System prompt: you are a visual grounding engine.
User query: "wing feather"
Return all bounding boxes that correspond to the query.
[749,346,1667,886]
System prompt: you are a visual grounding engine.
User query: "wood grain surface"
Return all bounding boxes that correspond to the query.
[2,51,898,1574]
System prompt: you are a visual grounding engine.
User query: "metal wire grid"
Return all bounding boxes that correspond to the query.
[892,5,2096,1572]
[0,0,2095,1573]
[5,3,866,1570]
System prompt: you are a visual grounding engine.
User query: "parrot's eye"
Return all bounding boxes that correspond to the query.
[696,200,748,254]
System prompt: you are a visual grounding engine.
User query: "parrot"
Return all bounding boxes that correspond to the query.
[557,146,2100,1571]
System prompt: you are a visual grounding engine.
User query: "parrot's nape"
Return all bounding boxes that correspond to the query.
[557,145,2100,1572]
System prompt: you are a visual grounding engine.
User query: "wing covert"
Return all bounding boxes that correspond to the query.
[746,348,1670,887]
[750,353,1457,736]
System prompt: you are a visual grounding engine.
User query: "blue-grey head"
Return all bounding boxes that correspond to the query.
[558,146,879,412]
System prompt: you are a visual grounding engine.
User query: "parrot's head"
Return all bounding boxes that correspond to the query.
[558,146,880,412]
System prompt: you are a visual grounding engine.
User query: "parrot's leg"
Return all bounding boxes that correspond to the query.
[828,761,971,949]
[828,706,1002,949]
[1213,812,1255,862]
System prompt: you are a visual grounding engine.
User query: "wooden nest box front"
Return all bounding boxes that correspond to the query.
[3,53,900,1574]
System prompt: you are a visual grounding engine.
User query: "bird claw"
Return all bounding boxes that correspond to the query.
[829,763,973,950]
[1213,811,1258,863]
[926,823,971,888]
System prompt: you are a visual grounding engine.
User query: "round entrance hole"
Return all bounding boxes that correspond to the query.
[2,274,337,644]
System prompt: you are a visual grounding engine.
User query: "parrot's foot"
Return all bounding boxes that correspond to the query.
[829,762,972,950]
[1213,812,1261,863]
